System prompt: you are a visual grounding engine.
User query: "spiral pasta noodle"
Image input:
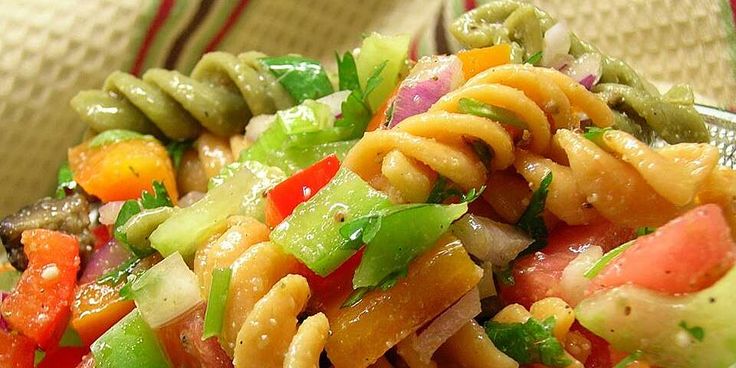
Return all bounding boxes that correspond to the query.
[71,51,294,140]
[514,129,735,229]
[343,64,612,203]
[450,0,708,144]
[193,216,328,368]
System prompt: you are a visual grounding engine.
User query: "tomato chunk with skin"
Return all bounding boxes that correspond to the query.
[590,204,736,294]
[500,222,634,308]
[156,304,232,368]
[2,229,80,350]
[38,346,89,368]
[295,249,364,310]
[265,154,340,228]
[0,329,36,368]
[68,138,178,203]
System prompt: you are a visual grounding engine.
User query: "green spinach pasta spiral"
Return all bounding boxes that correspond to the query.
[450,0,709,144]
[70,51,294,141]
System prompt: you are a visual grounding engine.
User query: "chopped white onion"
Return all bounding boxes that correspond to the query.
[414,288,481,363]
[317,90,351,117]
[131,252,203,329]
[542,22,571,68]
[477,261,498,299]
[563,53,603,89]
[451,214,533,268]
[98,201,125,225]
[245,114,276,142]
[560,246,603,306]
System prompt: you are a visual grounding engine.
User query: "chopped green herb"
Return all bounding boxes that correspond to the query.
[485,316,571,367]
[679,321,705,342]
[524,51,543,66]
[166,141,192,170]
[113,181,173,254]
[113,200,142,244]
[427,176,463,204]
[458,98,527,129]
[517,172,553,254]
[496,265,516,286]
[583,126,612,145]
[260,56,334,103]
[584,239,635,279]
[461,185,486,203]
[341,287,369,308]
[635,227,656,237]
[140,181,174,209]
[334,57,388,139]
[55,162,77,199]
[613,351,643,368]
[363,61,388,99]
[202,268,233,339]
[336,51,360,92]
[469,139,495,168]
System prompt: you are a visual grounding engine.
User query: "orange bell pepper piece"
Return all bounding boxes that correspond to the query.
[457,44,511,79]
[324,235,482,368]
[68,138,178,203]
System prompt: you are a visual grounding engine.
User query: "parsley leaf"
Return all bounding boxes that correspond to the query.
[113,200,142,245]
[112,181,173,255]
[166,141,192,170]
[524,51,543,66]
[334,53,388,139]
[679,321,705,342]
[427,176,463,204]
[583,126,612,145]
[336,51,361,92]
[635,226,656,237]
[55,162,77,199]
[140,181,174,208]
[517,172,553,254]
[260,55,334,103]
[613,351,643,368]
[458,98,527,129]
[362,61,388,99]
[485,316,571,367]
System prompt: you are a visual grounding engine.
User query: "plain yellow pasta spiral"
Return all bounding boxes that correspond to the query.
[515,129,736,229]
[192,216,329,367]
[343,64,613,203]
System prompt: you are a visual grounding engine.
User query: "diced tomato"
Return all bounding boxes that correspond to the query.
[265,154,341,228]
[38,346,88,368]
[590,204,736,294]
[499,222,634,308]
[295,249,364,310]
[91,225,112,251]
[68,138,178,203]
[0,329,36,368]
[156,304,232,368]
[571,323,613,368]
[2,230,80,350]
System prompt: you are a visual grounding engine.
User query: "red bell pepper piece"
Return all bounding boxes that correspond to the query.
[264,154,341,227]
[0,329,36,368]
[1,229,80,350]
[38,346,89,368]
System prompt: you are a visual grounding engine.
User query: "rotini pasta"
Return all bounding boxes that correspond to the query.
[514,129,732,228]
[194,218,328,367]
[344,65,612,204]
[71,51,294,140]
[450,0,708,144]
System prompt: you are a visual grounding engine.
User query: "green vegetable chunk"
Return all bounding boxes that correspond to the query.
[485,316,571,367]
[270,168,392,276]
[203,267,232,339]
[355,33,410,111]
[347,202,468,289]
[260,56,334,104]
[91,309,170,368]
[576,265,736,368]
[150,162,284,260]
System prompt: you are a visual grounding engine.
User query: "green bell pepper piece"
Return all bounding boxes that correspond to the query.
[270,167,392,276]
[91,309,170,368]
[150,161,285,260]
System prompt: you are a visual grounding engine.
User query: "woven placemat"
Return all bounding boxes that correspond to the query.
[0,0,733,215]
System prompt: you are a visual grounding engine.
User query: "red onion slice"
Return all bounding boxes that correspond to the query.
[79,239,133,284]
[413,287,481,363]
[388,55,464,127]
[98,201,125,226]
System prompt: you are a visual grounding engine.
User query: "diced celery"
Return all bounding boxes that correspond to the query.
[91,309,170,368]
[128,253,202,329]
[356,33,410,111]
[270,168,392,275]
[150,162,285,260]
[576,266,736,368]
